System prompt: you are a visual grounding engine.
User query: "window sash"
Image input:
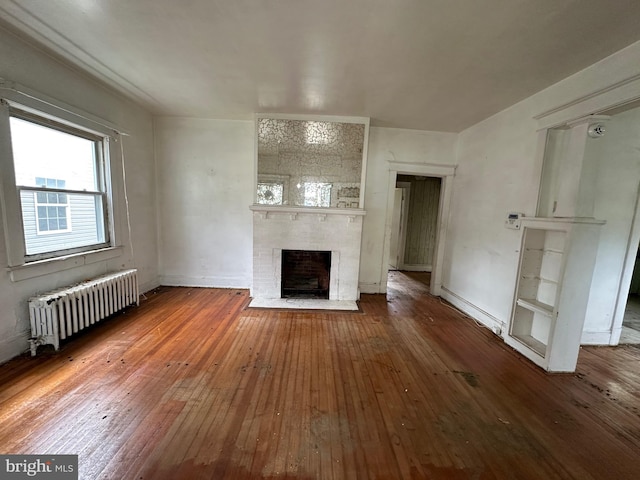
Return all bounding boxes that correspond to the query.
[33,189,71,235]
[21,188,110,260]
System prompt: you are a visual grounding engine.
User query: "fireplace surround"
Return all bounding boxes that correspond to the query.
[249,205,365,305]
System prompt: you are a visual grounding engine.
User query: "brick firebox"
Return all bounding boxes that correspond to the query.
[281,250,331,299]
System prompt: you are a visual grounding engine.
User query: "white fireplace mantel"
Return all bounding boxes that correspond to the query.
[250,204,366,304]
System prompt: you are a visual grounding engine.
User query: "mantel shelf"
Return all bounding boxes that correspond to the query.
[250,204,366,216]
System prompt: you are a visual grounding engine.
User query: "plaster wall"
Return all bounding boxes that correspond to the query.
[0,27,158,363]
[154,117,254,288]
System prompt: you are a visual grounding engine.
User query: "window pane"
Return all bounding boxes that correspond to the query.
[21,190,105,255]
[10,117,98,191]
[36,192,46,203]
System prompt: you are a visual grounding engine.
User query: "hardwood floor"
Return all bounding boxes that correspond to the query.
[1,271,639,479]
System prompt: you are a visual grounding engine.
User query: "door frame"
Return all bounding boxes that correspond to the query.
[381,162,456,296]
[609,180,640,344]
[389,182,411,270]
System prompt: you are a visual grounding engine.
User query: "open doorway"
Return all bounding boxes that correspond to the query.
[388,175,442,274]
[621,249,640,343]
[380,162,455,297]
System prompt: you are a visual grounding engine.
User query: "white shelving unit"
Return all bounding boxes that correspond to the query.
[506,217,603,372]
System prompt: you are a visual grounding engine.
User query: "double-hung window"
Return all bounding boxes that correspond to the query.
[10,113,109,259]
[1,93,118,271]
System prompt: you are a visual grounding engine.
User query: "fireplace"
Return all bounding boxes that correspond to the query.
[281,250,331,299]
[249,205,365,306]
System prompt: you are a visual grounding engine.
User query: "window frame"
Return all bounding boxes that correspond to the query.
[0,88,124,277]
[9,109,111,260]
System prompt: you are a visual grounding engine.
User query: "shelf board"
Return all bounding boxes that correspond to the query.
[516,298,554,317]
[512,334,547,357]
[520,275,559,284]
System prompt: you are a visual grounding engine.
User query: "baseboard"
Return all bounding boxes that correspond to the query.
[0,331,31,364]
[139,279,161,295]
[440,287,505,336]
[400,264,432,272]
[580,330,612,345]
[358,282,384,294]
[160,275,250,289]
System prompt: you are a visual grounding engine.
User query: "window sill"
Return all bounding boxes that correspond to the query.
[7,246,124,282]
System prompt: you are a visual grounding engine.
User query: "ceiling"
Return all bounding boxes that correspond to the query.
[1,0,640,132]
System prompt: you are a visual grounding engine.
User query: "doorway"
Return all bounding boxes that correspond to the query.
[381,162,456,297]
[388,175,442,274]
[621,249,640,343]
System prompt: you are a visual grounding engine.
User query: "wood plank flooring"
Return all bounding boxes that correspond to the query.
[1,271,639,479]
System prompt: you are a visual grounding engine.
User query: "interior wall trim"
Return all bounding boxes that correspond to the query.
[534,72,640,129]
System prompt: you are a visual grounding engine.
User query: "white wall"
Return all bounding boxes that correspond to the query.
[443,104,541,328]
[154,119,457,295]
[155,117,254,288]
[0,27,158,363]
[444,40,640,341]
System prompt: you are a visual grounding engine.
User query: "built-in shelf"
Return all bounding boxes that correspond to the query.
[506,217,604,372]
[507,223,565,370]
[512,334,547,357]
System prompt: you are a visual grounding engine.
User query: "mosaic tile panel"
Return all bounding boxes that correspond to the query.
[258,118,365,156]
[257,117,365,207]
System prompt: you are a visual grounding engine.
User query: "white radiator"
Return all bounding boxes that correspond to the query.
[28,269,139,356]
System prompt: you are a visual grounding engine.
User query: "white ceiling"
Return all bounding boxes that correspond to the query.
[2,0,640,132]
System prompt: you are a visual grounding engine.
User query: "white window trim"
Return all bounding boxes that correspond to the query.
[0,83,126,280]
